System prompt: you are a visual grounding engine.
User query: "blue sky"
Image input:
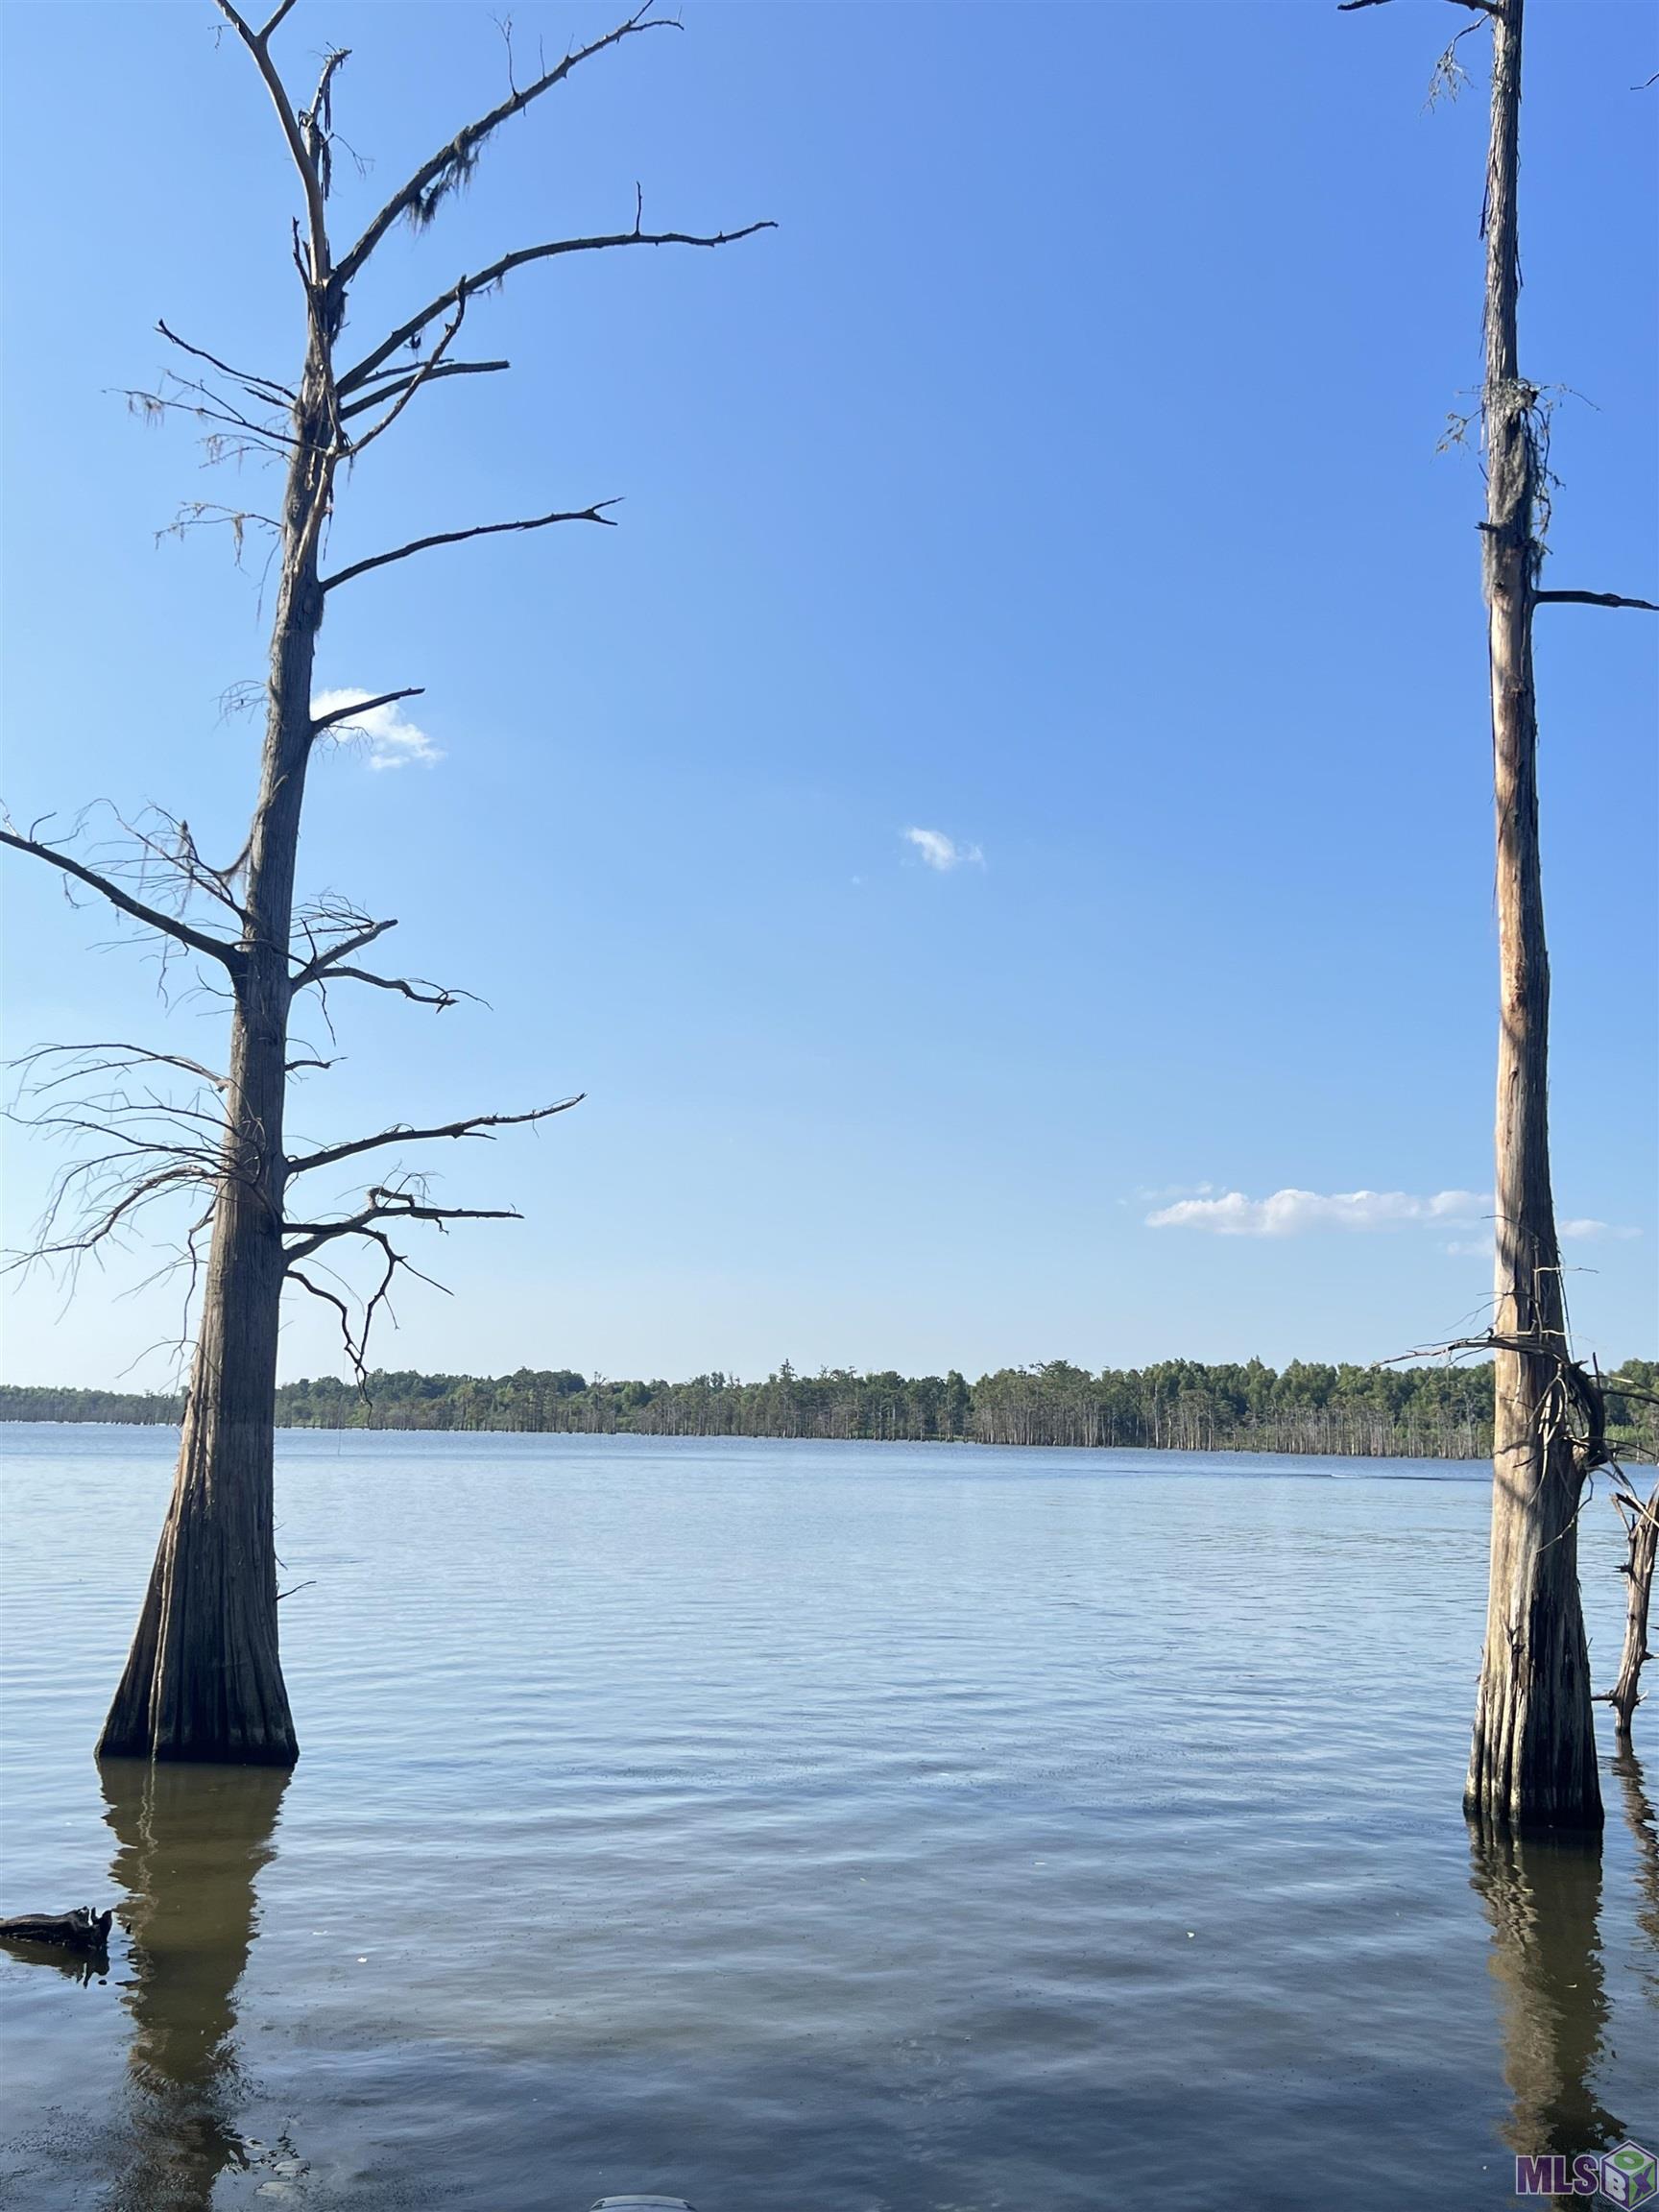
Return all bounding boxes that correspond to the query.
[1,0,1654,1390]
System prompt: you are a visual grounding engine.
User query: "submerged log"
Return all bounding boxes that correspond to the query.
[0,1906,113,1952]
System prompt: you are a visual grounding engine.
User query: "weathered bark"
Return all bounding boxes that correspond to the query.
[99,313,339,1766]
[1460,0,1602,1833]
[1601,1485,1659,1741]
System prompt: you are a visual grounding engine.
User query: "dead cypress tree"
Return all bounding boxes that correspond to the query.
[1,2,770,1765]
[1342,0,1655,1827]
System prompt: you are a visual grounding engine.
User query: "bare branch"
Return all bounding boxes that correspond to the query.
[338,361,509,423]
[310,686,425,736]
[22,1109,224,1160]
[1534,589,1659,613]
[5,1067,225,1282]
[283,1183,521,1263]
[290,916,397,986]
[118,808,249,923]
[345,289,472,454]
[324,502,618,592]
[11,1042,228,1095]
[212,3,331,282]
[337,221,777,397]
[287,1264,365,1381]
[1340,0,1500,13]
[334,4,677,287]
[301,46,352,205]
[287,1094,582,1178]
[0,826,241,971]
[123,380,294,457]
[302,965,473,1012]
[318,1199,521,1238]
[12,1164,214,1274]
[156,502,284,562]
[119,1199,217,1352]
[156,321,296,408]
[289,1220,450,1389]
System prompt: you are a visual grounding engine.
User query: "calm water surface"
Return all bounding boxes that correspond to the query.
[1,1425,1655,2210]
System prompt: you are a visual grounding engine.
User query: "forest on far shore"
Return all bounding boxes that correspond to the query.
[6,1357,1656,1461]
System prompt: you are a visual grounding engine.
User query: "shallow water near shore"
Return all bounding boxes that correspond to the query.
[1,1423,1655,2211]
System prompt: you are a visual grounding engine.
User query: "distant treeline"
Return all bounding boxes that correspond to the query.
[6,1358,1656,1460]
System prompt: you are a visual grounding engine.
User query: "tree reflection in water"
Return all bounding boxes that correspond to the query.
[1612,1743,1659,2003]
[88,1747,1659,2207]
[101,1759,290,2212]
[1467,1813,1624,2170]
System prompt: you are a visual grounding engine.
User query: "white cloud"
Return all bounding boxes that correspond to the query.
[1559,1218,1641,1241]
[902,826,983,873]
[313,687,443,771]
[1145,1188,1489,1237]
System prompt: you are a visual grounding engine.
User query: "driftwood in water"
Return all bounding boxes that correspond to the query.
[0,1906,113,1952]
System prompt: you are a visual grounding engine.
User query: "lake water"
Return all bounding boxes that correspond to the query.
[1,1425,1654,2211]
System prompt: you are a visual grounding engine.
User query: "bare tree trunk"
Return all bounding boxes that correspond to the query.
[100,349,337,1763]
[1462,0,1600,1833]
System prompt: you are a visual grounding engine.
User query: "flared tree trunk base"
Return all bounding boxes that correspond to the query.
[1464,1425,1602,1834]
[98,1405,298,1767]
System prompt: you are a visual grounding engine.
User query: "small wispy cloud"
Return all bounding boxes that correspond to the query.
[313,687,443,772]
[1146,1188,1489,1237]
[902,826,983,873]
[1145,1188,1643,1243]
